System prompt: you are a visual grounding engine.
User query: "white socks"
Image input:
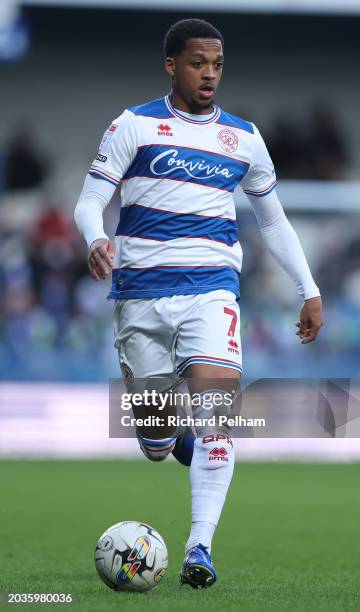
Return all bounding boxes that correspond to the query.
[185,434,235,553]
[185,521,216,552]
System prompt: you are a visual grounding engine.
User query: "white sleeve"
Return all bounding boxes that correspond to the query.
[89,108,138,186]
[241,124,277,198]
[74,174,116,248]
[246,189,321,300]
[74,109,138,247]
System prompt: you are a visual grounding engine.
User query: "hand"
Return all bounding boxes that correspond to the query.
[88,238,115,281]
[296,296,323,344]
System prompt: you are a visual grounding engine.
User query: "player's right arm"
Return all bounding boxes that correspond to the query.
[74,110,137,280]
[74,175,116,280]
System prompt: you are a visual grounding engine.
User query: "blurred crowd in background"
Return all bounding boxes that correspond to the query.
[265,105,348,181]
[1,104,359,382]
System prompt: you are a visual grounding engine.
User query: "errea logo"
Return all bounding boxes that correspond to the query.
[209,447,228,462]
[228,339,239,355]
[157,124,173,136]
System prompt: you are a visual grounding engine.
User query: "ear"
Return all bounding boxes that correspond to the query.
[164,57,176,78]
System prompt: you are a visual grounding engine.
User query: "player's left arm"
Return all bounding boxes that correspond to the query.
[247,189,323,344]
[242,124,323,344]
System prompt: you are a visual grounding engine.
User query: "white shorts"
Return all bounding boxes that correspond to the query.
[113,290,242,380]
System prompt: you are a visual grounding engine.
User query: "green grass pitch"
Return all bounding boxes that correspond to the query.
[0,460,359,611]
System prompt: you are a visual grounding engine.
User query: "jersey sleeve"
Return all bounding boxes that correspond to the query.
[89,109,137,186]
[241,124,277,197]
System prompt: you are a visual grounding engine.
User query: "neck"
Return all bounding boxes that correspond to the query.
[170,91,214,116]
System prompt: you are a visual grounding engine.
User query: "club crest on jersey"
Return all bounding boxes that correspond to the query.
[217,128,239,153]
[157,124,173,136]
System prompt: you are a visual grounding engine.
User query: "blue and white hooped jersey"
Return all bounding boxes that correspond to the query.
[89,95,276,300]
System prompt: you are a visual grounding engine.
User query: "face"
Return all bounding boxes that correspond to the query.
[165,38,224,113]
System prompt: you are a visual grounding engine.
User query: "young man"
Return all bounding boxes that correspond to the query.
[74,19,323,589]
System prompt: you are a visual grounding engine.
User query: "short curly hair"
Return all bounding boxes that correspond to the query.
[163,18,224,57]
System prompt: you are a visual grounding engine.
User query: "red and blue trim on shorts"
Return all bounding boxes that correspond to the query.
[177,355,242,377]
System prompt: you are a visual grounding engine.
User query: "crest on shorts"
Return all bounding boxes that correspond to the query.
[120,362,134,385]
[217,128,239,153]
